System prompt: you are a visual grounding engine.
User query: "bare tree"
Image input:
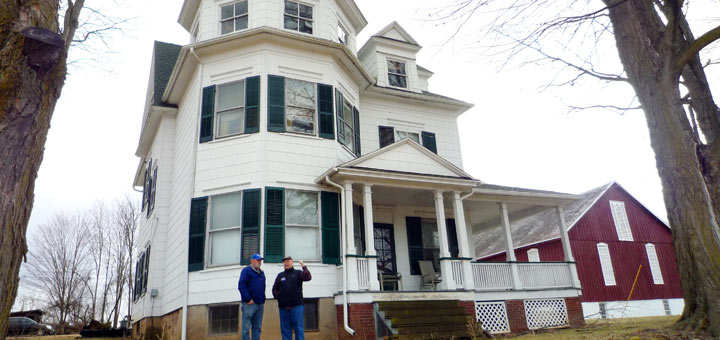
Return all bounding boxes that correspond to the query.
[114,196,139,326]
[24,212,92,334]
[433,0,720,335]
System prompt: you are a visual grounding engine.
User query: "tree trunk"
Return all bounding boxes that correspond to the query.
[604,0,720,336]
[0,1,68,339]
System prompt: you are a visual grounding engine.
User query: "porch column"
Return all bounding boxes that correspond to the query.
[435,190,456,290]
[344,182,359,290]
[363,184,381,291]
[499,202,522,289]
[452,192,475,289]
[556,205,582,289]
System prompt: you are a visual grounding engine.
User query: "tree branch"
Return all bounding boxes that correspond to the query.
[675,25,720,71]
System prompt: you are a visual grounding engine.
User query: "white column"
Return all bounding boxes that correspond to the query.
[499,202,522,289]
[363,185,380,291]
[556,205,581,288]
[435,190,456,290]
[452,192,474,289]
[344,182,359,290]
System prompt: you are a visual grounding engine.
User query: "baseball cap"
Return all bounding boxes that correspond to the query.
[251,253,264,260]
[282,256,293,261]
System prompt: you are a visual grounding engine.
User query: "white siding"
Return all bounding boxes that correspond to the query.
[609,200,633,241]
[527,248,540,262]
[645,244,664,285]
[596,243,616,286]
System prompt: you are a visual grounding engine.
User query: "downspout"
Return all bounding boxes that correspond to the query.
[181,46,202,340]
[324,174,355,336]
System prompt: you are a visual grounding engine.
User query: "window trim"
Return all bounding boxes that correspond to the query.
[387,58,408,89]
[206,192,244,268]
[207,303,240,335]
[284,78,318,136]
[219,0,249,35]
[283,0,314,34]
[285,189,321,262]
[214,80,247,139]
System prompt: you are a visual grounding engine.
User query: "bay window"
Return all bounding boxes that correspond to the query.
[285,78,316,135]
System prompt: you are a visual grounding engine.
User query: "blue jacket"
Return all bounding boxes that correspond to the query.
[238,266,266,304]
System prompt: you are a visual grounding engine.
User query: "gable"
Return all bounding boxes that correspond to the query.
[383,27,410,43]
[373,21,419,46]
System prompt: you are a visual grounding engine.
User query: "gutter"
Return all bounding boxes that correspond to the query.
[324,174,355,337]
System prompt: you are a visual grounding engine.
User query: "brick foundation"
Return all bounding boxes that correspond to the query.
[506,300,529,333]
[566,297,585,328]
[132,308,181,340]
[336,303,375,340]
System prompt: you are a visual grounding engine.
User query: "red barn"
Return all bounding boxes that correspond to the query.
[474,182,684,318]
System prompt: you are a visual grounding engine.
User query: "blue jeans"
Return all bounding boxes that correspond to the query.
[278,305,304,340]
[241,302,264,340]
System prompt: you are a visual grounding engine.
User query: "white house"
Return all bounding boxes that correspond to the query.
[132,1,586,339]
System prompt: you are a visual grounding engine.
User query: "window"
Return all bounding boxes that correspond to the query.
[216,80,246,138]
[142,159,157,216]
[596,243,616,286]
[209,192,243,266]
[352,204,365,253]
[645,244,664,284]
[304,299,319,331]
[598,302,607,319]
[335,90,361,156]
[284,0,313,34]
[387,59,407,88]
[663,300,671,315]
[285,78,316,135]
[527,248,540,262]
[395,130,419,143]
[220,1,248,35]
[421,219,440,272]
[285,190,320,261]
[340,99,354,151]
[609,200,633,241]
[133,245,150,301]
[208,304,239,335]
[338,24,348,45]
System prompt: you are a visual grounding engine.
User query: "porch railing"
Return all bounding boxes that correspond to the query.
[472,262,513,290]
[357,258,370,290]
[517,262,573,288]
[451,260,465,288]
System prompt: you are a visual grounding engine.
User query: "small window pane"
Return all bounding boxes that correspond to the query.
[284,0,298,15]
[286,226,319,260]
[286,190,318,226]
[396,131,419,143]
[211,229,242,265]
[217,81,245,111]
[338,25,347,44]
[299,19,313,34]
[235,1,248,15]
[211,193,242,230]
[235,16,248,31]
[217,108,245,137]
[389,74,407,88]
[286,106,315,134]
[299,4,313,19]
[221,4,234,19]
[388,60,406,75]
[284,16,298,30]
[342,102,353,123]
[343,123,354,150]
[286,79,316,108]
[221,20,234,35]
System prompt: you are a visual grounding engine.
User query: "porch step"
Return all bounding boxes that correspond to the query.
[377,300,472,340]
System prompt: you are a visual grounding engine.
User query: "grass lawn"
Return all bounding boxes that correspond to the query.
[506,316,716,340]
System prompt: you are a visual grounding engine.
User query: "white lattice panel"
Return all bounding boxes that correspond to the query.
[524,299,569,330]
[475,301,510,334]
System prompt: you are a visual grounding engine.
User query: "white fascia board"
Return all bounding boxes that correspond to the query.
[328,167,479,191]
[178,0,200,32]
[133,157,146,188]
[336,0,368,33]
[468,188,581,206]
[135,105,178,157]
[363,86,474,113]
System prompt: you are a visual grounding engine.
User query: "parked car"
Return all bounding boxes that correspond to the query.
[7,317,54,336]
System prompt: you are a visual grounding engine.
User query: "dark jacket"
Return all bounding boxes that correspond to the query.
[238,266,266,304]
[272,266,312,308]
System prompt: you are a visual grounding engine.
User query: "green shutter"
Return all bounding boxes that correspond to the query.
[200,86,215,143]
[267,75,285,132]
[264,187,285,262]
[335,89,345,144]
[245,76,260,133]
[421,131,437,154]
[358,205,365,254]
[188,197,208,272]
[241,189,261,265]
[446,219,459,258]
[321,191,341,264]
[378,126,395,148]
[318,84,334,139]
[352,106,361,157]
[406,216,423,275]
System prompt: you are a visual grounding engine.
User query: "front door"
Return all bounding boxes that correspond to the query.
[374,223,397,275]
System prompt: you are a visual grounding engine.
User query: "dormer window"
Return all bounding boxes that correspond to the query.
[338,24,348,45]
[220,1,248,35]
[387,59,407,88]
[284,1,313,34]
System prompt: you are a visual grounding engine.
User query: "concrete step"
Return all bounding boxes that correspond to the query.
[391,314,470,327]
[377,300,461,310]
[395,322,468,334]
[383,308,468,318]
[393,329,470,340]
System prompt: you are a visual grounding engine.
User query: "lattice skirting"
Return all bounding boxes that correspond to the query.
[474,301,510,334]
[524,298,569,330]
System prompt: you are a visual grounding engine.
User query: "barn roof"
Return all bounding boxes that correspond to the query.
[474,182,614,259]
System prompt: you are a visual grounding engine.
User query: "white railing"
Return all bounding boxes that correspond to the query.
[357,258,370,290]
[451,260,465,288]
[518,262,573,288]
[473,262,513,290]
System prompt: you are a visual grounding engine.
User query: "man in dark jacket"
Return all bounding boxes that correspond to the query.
[238,253,266,340]
[272,256,312,340]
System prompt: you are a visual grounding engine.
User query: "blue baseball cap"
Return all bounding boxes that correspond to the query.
[251,253,264,260]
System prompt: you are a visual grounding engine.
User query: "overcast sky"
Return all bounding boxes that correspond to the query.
[26,0,700,239]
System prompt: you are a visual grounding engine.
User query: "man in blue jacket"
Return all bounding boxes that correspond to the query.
[238,253,266,340]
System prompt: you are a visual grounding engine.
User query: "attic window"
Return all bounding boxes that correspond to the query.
[387,59,407,88]
[338,24,348,45]
[284,1,313,34]
[220,1,249,35]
